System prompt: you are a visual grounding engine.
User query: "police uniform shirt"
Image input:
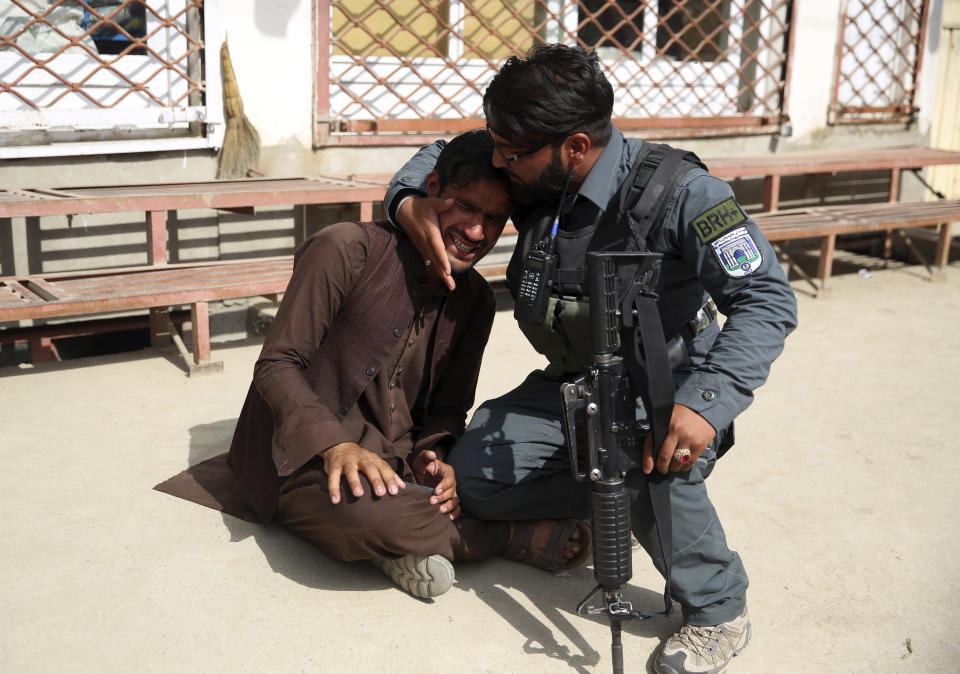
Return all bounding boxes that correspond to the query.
[385,128,798,436]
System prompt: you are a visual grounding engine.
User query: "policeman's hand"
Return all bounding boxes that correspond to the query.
[411,449,461,520]
[397,195,456,291]
[641,404,717,475]
[322,442,406,504]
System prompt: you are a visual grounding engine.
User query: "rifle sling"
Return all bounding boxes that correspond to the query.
[623,293,675,617]
[615,144,703,618]
[622,143,705,247]
[616,144,705,616]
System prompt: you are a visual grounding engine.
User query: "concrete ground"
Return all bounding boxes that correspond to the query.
[2,257,958,673]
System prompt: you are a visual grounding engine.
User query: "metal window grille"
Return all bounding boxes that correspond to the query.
[317,0,796,145]
[0,0,220,156]
[829,0,930,124]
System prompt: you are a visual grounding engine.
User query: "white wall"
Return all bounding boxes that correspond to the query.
[221,0,314,150]
[786,0,844,141]
[918,0,946,137]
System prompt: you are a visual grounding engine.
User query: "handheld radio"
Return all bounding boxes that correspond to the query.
[513,174,572,324]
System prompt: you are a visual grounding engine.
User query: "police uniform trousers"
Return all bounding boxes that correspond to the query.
[449,369,748,626]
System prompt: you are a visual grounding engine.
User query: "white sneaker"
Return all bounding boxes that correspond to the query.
[654,608,751,674]
[370,553,454,598]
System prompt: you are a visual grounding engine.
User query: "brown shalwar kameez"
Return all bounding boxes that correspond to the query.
[227,220,507,563]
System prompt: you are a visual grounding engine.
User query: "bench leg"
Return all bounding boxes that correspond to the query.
[934,221,952,280]
[763,175,780,212]
[817,234,836,291]
[188,301,223,376]
[882,231,893,267]
[146,210,168,265]
[160,303,223,376]
[149,308,172,348]
[893,228,935,279]
[29,336,59,363]
[772,243,819,297]
[888,168,901,202]
[881,169,901,268]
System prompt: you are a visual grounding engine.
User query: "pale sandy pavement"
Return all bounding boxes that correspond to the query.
[1,260,958,673]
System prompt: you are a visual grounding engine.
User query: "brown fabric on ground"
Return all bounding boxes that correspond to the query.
[275,462,509,563]
[153,452,259,523]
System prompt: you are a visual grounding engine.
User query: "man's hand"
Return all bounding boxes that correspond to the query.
[397,195,456,291]
[411,449,461,519]
[322,442,406,504]
[641,404,717,475]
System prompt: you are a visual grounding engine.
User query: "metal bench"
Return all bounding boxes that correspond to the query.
[474,199,960,295]
[753,199,960,294]
[0,258,292,375]
[3,148,958,369]
[0,253,519,373]
[707,145,960,210]
[0,175,387,267]
[0,175,389,371]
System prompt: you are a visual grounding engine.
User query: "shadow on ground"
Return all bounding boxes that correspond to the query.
[185,417,678,672]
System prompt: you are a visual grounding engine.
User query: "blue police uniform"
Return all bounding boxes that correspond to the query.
[384,126,798,625]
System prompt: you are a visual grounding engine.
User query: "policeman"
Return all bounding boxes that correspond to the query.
[384,44,798,674]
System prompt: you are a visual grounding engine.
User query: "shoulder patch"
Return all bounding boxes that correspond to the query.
[691,197,747,243]
[711,226,762,277]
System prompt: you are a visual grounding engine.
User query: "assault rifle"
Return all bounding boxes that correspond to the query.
[560,251,687,674]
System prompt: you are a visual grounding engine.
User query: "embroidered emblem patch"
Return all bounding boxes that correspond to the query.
[711,227,762,277]
[691,197,747,243]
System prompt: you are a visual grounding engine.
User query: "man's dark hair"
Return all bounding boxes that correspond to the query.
[483,43,614,149]
[434,129,508,191]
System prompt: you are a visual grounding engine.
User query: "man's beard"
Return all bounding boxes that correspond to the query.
[510,148,569,207]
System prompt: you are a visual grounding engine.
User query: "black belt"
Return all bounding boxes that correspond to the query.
[668,298,718,344]
[688,298,718,337]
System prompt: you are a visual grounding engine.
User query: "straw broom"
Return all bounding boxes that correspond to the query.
[216,38,261,179]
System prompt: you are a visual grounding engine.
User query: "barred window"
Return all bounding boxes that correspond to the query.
[0,0,221,158]
[578,0,643,51]
[830,0,930,124]
[320,0,794,143]
[655,0,729,62]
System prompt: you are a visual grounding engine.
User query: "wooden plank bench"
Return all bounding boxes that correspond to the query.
[479,199,960,294]
[2,201,955,372]
[0,175,387,371]
[0,175,386,266]
[3,147,958,370]
[0,258,293,375]
[476,146,960,290]
[0,252,512,372]
[707,145,960,210]
[753,199,960,294]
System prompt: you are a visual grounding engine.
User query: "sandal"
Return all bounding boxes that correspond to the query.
[501,519,592,571]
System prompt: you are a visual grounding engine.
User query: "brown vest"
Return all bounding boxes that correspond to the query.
[227,222,483,522]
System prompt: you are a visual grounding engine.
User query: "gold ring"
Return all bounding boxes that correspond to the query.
[673,447,692,464]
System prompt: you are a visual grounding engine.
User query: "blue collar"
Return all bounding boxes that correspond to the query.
[572,125,625,212]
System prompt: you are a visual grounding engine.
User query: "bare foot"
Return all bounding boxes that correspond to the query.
[502,519,591,570]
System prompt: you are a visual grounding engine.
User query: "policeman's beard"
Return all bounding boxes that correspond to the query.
[510,148,569,207]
